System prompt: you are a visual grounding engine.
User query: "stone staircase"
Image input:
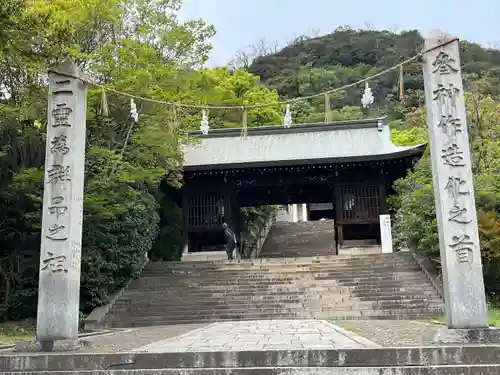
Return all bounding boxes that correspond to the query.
[260,220,336,257]
[101,225,444,327]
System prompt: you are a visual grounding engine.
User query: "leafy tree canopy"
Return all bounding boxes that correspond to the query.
[0,0,280,320]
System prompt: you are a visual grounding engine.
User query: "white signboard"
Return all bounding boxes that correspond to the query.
[379,215,393,253]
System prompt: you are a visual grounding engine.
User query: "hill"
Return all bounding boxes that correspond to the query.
[247,28,500,121]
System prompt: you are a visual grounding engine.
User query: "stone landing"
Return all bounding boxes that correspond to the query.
[136,320,380,352]
[2,320,500,374]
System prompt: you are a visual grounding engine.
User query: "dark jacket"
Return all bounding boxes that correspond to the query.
[224,226,236,246]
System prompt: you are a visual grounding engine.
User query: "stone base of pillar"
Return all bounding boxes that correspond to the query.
[432,327,500,344]
[14,338,91,352]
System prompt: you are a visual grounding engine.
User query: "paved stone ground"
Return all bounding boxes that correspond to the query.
[79,323,208,352]
[333,320,442,347]
[0,320,442,353]
[136,320,380,353]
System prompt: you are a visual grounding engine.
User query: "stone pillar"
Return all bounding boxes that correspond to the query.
[291,204,299,222]
[379,215,393,253]
[181,191,190,254]
[422,32,488,328]
[301,204,308,222]
[36,61,87,348]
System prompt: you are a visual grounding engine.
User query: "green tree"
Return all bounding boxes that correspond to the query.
[0,0,210,318]
[389,94,500,297]
[0,0,285,318]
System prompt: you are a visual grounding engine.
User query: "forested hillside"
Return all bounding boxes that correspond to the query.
[249,28,500,124]
[247,28,500,298]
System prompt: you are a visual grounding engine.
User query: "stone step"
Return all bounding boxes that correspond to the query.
[150,257,417,266]
[6,365,498,374]
[117,291,441,303]
[148,253,415,267]
[129,280,437,289]
[129,279,436,289]
[113,296,442,307]
[107,306,444,320]
[139,270,424,280]
[125,284,438,295]
[114,301,443,314]
[111,298,443,311]
[106,312,443,327]
[3,346,499,370]
[141,266,423,277]
[120,290,439,303]
[144,260,418,272]
[134,272,426,283]
[109,303,443,317]
[130,278,430,293]
[142,264,421,274]
[142,264,424,274]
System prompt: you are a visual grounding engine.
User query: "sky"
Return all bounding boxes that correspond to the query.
[180,0,500,67]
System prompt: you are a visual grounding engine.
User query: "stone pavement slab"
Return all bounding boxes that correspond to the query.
[333,320,442,347]
[0,324,209,354]
[136,320,380,352]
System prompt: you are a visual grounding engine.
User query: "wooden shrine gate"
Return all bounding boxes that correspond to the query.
[180,117,425,252]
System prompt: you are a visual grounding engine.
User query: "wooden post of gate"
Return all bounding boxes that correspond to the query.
[422,31,488,328]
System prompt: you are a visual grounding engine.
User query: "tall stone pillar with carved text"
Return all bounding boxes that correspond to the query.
[36,61,87,345]
[422,32,488,328]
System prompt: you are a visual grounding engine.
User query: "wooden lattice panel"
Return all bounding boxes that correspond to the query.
[188,195,225,227]
[340,185,380,223]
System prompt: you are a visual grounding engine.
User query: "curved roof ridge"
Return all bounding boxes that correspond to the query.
[182,118,426,170]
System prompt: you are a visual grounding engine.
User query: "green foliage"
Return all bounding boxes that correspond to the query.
[150,189,185,262]
[0,0,284,320]
[249,28,500,121]
[240,206,277,257]
[81,184,159,312]
[389,94,500,297]
[390,125,428,146]
[0,0,213,318]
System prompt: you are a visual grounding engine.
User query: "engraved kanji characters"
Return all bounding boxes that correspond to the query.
[46,224,67,241]
[441,143,465,167]
[50,134,70,155]
[48,196,68,219]
[444,176,470,202]
[52,103,72,128]
[432,51,459,75]
[437,115,462,137]
[41,251,68,273]
[43,99,73,266]
[47,164,71,185]
[448,205,472,225]
[449,235,474,265]
[433,83,459,107]
[431,48,477,266]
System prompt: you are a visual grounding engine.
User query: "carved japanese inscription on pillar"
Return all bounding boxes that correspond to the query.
[422,32,488,328]
[37,62,88,344]
[42,102,73,271]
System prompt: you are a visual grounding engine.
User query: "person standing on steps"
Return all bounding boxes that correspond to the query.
[223,222,237,261]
